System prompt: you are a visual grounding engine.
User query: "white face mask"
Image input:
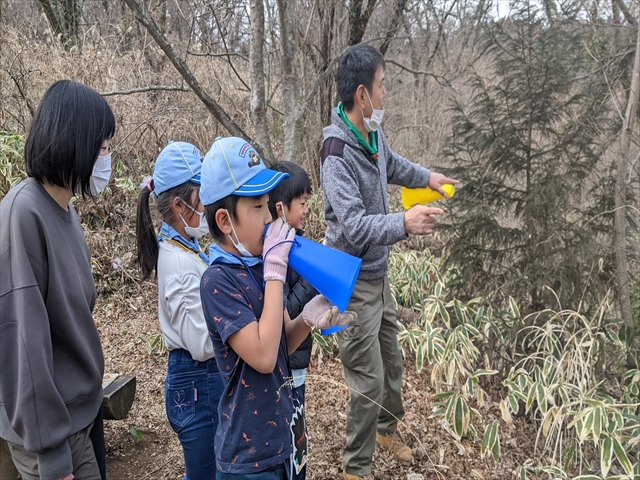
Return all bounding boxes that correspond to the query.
[77,153,112,196]
[361,89,384,132]
[179,201,209,239]
[90,153,112,194]
[225,209,253,257]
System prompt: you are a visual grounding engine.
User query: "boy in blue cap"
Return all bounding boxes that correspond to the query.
[199,137,354,479]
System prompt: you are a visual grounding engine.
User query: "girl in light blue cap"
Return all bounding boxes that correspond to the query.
[136,141,222,480]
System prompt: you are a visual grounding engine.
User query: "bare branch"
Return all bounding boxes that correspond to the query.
[385,59,450,86]
[612,0,638,26]
[249,0,274,162]
[100,85,190,96]
[208,5,251,92]
[119,0,258,152]
[571,47,636,81]
[613,20,640,332]
[379,0,409,56]
[186,51,249,61]
[305,50,343,108]
[35,0,66,45]
[582,39,624,121]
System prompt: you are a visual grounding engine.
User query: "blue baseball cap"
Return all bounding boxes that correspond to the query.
[200,137,289,205]
[152,141,203,197]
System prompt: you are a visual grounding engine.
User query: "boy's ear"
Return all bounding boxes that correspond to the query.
[215,208,232,236]
[275,201,284,218]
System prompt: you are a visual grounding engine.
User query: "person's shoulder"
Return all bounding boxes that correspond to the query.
[201,262,246,290]
[1,179,40,213]
[376,128,392,150]
[0,180,48,232]
[323,122,343,141]
[204,261,239,277]
[158,244,205,288]
[159,241,206,271]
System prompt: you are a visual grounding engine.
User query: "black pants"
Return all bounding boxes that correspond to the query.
[89,406,106,480]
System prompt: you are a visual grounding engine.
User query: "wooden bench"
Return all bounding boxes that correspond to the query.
[102,373,137,420]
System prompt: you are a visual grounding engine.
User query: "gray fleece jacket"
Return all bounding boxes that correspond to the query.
[321,108,431,280]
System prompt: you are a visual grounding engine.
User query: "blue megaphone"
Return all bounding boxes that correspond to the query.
[265,226,361,334]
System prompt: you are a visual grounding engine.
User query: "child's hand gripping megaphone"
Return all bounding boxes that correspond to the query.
[401,184,455,210]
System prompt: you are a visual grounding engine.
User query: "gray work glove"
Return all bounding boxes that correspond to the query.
[301,295,357,329]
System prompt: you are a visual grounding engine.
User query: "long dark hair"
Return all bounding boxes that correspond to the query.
[136,180,199,280]
[25,80,116,196]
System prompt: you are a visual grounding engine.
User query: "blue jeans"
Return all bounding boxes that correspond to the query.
[217,463,288,480]
[166,349,224,480]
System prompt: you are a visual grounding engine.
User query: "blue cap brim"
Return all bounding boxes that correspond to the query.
[233,169,289,196]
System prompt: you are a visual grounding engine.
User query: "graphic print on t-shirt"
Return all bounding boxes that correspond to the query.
[201,262,294,474]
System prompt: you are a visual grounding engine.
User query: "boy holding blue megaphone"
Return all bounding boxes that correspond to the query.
[198,137,355,479]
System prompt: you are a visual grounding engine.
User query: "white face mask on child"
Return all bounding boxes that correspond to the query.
[179,201,209,239]
[225,209,253,257]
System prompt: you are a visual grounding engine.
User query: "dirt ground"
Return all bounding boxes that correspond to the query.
[97,283,538,480]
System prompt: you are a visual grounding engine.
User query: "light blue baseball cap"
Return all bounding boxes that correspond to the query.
[152,141,203,197]
[200,137,289,205]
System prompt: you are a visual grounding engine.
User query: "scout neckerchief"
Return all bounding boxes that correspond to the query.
[208,243,262,268]
[158,222,209,267]
[337,102,378,162]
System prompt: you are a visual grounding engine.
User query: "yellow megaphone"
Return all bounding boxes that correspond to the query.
[401,184,455,210]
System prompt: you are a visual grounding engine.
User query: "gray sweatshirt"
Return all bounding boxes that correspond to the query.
[0,179,104,480]
[321,108,431,280]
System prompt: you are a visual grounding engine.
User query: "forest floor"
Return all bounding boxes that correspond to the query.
[97,280,539,480]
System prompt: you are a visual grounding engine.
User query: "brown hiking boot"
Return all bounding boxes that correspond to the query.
[376,427,413,462]
[343,473,374,480]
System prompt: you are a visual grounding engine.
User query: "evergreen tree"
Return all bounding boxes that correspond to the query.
[441,0,614,311]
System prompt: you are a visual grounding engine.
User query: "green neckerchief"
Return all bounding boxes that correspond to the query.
[337,102,378,159]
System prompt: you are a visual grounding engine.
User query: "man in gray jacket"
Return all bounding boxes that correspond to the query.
[321,44,457,480]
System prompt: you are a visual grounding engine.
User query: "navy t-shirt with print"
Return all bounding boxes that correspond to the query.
[201,261,294,474]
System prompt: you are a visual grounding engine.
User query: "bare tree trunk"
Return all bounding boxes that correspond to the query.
[276,0,305,165]
[614,20,639,337]
[120,0,262,156]
[613,0,638,26]
[379,0,408,56]
[36,0,72,48]
[249,0,274,163]
[348,0,377,45]
[318,0,336,128]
